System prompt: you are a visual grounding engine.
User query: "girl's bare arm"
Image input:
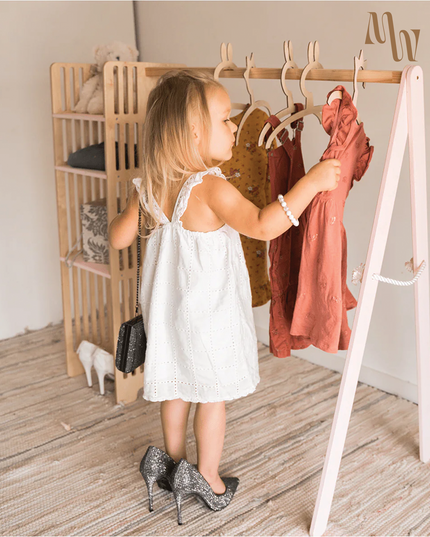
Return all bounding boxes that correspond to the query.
[205,159,340,241]
[203,174,316,241]
[108,187,139,250]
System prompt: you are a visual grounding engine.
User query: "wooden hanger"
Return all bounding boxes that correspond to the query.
[327,49,367,125]
[214,43,247,112]
[264,41,324,149]
[235,53,271,145]
[258,40,298,147]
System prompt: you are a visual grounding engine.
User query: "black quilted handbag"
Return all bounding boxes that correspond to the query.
[115,208,147,374]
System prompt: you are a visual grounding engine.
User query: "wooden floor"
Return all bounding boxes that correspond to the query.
[2,321,430,536]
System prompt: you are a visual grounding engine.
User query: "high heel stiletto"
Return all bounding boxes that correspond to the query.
[76,341,115,394]
[140,446,176,512]
[170,459,239,525]
[92,348,114,395]
[76,340,99,387]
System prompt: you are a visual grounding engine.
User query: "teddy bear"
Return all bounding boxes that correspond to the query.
[73,41,139,115]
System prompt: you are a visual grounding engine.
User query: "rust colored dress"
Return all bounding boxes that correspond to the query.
[290,85,374,353]
[220,106,272,307]
[265,103,313,358]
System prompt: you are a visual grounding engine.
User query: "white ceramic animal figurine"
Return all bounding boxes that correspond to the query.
[73,41,139,114]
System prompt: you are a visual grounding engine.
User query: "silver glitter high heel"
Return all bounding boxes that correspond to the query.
[170,458,239,525]
[140,446,176,512]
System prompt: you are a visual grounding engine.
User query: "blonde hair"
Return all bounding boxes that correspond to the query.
[136,69,226,237]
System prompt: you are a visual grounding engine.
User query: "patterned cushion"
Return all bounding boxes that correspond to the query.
[80,198,110,264]
[80,198,133,268]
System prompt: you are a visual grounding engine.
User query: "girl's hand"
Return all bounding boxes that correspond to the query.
[303,159,342,193]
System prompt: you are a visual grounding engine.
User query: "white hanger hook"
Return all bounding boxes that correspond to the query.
[243,53,256,105]
[352,49,367,107]
[299,41,324,109]
[280,40,298,103]
[214,42,238,80]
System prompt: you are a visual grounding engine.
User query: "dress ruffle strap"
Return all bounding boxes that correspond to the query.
[132,177,170,225]
[173,167,226,222]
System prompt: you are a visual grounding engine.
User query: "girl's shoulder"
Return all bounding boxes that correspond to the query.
[191,168,233,209]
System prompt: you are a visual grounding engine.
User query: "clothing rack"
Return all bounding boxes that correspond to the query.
[146,49,429,536]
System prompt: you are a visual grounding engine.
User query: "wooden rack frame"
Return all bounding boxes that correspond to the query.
[51,51,428,536]
[309,64,430,536]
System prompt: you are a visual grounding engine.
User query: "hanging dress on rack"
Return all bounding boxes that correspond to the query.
[265,103,313,358]
[220,106,272,307]
[290,85,374,353]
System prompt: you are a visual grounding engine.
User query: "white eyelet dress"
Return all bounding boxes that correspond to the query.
[132,167,260,403]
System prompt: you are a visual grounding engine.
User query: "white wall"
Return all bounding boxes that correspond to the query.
[0,1,136,340]
[134,1,430,404]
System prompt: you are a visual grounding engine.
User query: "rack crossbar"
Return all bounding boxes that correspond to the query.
[145,67,402,84]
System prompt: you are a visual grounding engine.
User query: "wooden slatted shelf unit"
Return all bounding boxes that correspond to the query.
[50,61,185,404]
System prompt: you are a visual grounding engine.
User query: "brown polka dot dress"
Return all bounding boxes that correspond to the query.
[220,106,272,308]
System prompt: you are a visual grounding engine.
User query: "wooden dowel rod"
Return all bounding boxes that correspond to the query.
[145,67,402,84]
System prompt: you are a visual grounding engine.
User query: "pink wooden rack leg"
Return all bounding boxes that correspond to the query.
[407,66,430,463]
[310,65,429,537]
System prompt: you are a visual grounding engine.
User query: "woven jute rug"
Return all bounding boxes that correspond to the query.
[1,322,430,536]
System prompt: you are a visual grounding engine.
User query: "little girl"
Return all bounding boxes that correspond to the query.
[108,69,340,524]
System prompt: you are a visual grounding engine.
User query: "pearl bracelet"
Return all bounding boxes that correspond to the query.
[277,194,299,227]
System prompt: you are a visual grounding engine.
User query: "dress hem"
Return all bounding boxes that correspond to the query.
[142,379,260,404]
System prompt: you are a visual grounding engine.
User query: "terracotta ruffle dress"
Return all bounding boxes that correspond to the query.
[220,106,272,307]
[289,85,374,353]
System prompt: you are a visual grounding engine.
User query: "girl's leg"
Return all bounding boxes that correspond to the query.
[160,399,192,462]
[193,401,226,494]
